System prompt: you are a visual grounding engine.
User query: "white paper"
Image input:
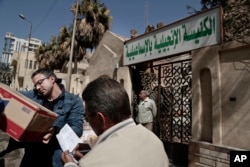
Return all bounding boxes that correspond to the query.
[56,123,82,152]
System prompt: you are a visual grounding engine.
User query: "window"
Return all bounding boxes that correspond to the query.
[29,60,32,69]
[34,61,37,69]
[25,59,28,68]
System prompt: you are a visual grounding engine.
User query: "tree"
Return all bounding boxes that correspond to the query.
[200,0,222,10]
[130,29,138,38]
[72,0,112,50]
[222,0,250,42]
[200,0,250,42]
[0,63,13,86]
[35,0,111,72]
[56,26,86,73]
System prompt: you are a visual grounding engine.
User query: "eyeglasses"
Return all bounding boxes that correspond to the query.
[34,76,49,88]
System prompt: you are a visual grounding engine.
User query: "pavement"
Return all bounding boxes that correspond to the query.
[0,131,23,167]
[0,130,182,167]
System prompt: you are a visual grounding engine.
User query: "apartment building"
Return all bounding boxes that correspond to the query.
[11,51,39,90]
[3,32,89,94]
[1,32,42,64]
[0,32,42,90]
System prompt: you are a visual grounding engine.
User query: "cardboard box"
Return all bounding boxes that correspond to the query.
[0,83,58,142]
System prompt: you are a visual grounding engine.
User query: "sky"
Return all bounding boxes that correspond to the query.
[0,0,201,50]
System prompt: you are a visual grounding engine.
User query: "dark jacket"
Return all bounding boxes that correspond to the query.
[20,87,84,136]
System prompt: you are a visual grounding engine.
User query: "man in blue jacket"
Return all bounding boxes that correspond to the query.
[1,68,84,167]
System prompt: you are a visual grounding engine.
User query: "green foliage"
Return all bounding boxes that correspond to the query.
[200,0,222,10]
[34,0,112,72]
[0,63,13,85]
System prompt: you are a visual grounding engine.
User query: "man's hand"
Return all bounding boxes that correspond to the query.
[72,143,88,159]
[61,143,89,164]
[42,127,55,144]
[61,150,75,164]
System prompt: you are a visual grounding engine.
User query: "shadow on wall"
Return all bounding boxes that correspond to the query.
[163,141,188,166]
[0,159,4,167]
[200,68,212,142]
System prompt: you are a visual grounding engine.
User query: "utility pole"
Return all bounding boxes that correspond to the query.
[19,14,32,90]
[66,0,78,92]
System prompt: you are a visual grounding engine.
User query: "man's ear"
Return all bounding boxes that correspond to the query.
[96,112,114,131]
[50,76,56,83]
[96,112,106,128]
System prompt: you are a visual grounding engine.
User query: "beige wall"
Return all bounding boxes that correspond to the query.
[11,52,89,96]
[192,38,250,149]
[11,51,39,91]
[220,45,250,148]
[84,31,133,105]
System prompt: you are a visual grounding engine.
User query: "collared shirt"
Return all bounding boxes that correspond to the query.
[94,118,136,146]
[136,97,157,124]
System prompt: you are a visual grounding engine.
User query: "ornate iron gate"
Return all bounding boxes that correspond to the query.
[134,59,192,144]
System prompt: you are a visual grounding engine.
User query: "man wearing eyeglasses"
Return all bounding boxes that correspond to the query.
[2,68,84,167]
[61,76,169,167]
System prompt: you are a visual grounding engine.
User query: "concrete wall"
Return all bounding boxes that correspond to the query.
[11,51,39,91]
[189,141,234,167]
[191,37,250,165]
[84,31,133,105]
[192,44,222,144]
[85,30,125,80]
[220,45,250,148]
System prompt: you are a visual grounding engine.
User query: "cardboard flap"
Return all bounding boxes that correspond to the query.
[27,113,56,132]
[4,99,35,129]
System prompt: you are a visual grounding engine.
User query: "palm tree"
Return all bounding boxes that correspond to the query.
[35,26,86,73]
[34,0,111,72]
[35,37,58,70]
[72,0,112,50]
[130,29,138,38]
[56,26,72,72]
[57,26,86,73]
[0,63,13,86]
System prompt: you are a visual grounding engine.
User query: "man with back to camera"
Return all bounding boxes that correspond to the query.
[61,76,169,167]
[1,68,84,167]
[136,90,157,131]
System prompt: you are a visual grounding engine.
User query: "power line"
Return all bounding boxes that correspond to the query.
[32,0,60,34]
[144,0,149,29]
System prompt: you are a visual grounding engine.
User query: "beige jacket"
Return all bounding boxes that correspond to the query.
[64,118,169,167]
[136,97,157,124]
